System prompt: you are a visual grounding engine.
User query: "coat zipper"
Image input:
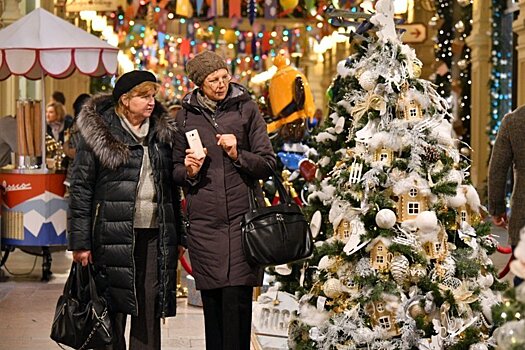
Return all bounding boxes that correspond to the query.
[92,203,100,237]
[154,143,168,323]
[130,146,143,317]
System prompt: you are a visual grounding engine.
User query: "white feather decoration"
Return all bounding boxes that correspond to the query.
[315,132,338,143]
[464,185,481,213]
[337,59,351,77]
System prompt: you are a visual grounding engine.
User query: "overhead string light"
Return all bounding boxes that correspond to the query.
[433,0,454,103]
[456,0,472,147]
[489,0,514,147]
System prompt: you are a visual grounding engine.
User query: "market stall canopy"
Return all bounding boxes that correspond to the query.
[0,7,118,81]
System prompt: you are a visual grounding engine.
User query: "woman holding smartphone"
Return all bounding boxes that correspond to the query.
[172,50,275,350]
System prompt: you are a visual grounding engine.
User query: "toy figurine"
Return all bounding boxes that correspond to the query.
[267,55,315,134]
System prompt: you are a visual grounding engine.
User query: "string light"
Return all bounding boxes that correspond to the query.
[489,0,513,146]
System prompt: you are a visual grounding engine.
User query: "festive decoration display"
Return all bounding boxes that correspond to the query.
[287,2,505,348]
[267,55,315,134]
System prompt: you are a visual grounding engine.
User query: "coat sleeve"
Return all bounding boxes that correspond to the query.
[234,100,276,179]
[488,113,513,216]
[67,134,98,251]
[172,112,201,187]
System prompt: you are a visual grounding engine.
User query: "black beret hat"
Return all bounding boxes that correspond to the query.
[113,70,157,102]
[186,50,229,87]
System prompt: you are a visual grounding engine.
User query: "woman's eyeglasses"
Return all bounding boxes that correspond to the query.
[205,75,232,89]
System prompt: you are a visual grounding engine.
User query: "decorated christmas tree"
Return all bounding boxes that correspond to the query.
[287,1,506,349]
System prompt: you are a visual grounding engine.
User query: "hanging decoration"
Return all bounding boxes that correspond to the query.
[229,0,242,18]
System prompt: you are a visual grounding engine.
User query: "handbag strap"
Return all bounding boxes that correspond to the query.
[62,262,78,297]
[248,165,293,210]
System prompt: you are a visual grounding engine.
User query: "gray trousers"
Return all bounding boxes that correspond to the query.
[96,228,160,350]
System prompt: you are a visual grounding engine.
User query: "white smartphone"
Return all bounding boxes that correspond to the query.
[185,129,206,159]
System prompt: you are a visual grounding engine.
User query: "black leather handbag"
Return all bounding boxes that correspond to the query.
[241,168,313,266]
[50,262,113,350]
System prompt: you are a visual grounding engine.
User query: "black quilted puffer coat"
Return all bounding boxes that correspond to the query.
[173,83,276,290]
[68,94,185,318]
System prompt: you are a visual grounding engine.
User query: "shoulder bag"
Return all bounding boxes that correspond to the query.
[241,167,313,266]
[50,262,113,349]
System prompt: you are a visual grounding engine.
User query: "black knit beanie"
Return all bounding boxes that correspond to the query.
[113,70,157,102]
[186,51,229,87]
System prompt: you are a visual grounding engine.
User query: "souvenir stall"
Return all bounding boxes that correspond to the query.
[0,8,118,280]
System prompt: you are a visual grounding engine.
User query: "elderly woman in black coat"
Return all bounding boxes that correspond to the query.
[172,50,276,350]
[68,70,186,350]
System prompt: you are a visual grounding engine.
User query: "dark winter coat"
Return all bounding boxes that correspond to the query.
[173,83,276,290]
[489,104,525,245]
[68,94,185,318]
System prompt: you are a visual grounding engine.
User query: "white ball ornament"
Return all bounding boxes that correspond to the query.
[322,278,343,299]
[415,211,438,232]
[375,209,397,229]
[358,70,377,91]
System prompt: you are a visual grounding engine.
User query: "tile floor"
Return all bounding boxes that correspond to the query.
[0,225,514,350]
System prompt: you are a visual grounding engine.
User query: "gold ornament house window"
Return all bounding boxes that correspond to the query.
[378,316,392,330]
[374,147,394,166]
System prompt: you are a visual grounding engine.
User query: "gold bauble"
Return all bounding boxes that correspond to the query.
[280,0,299,11]
[413,63,422,78]
[223,29,237,45]
[408,303,425,318]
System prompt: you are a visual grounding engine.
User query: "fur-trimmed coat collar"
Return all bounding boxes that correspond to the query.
[76,93,178,169]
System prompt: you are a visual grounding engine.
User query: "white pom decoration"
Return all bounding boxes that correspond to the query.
[337,60,351,77]
[322,278,343,298]
[446,188,467,208]
[415,211,438,233]
[358,70,377,91]
[310,210,322,238]
[375,209,397,229]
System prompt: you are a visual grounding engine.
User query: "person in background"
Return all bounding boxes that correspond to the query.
[167,100,182,118]
[0,114,17,167]
[488,105,525,286]
[51,91,74,120]
[63,93,91,188]
[172,50,276,350]
[68,70,186,349]
[46,101,73,143]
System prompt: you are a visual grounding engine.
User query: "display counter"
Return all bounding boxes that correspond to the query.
[0,169,68,280]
